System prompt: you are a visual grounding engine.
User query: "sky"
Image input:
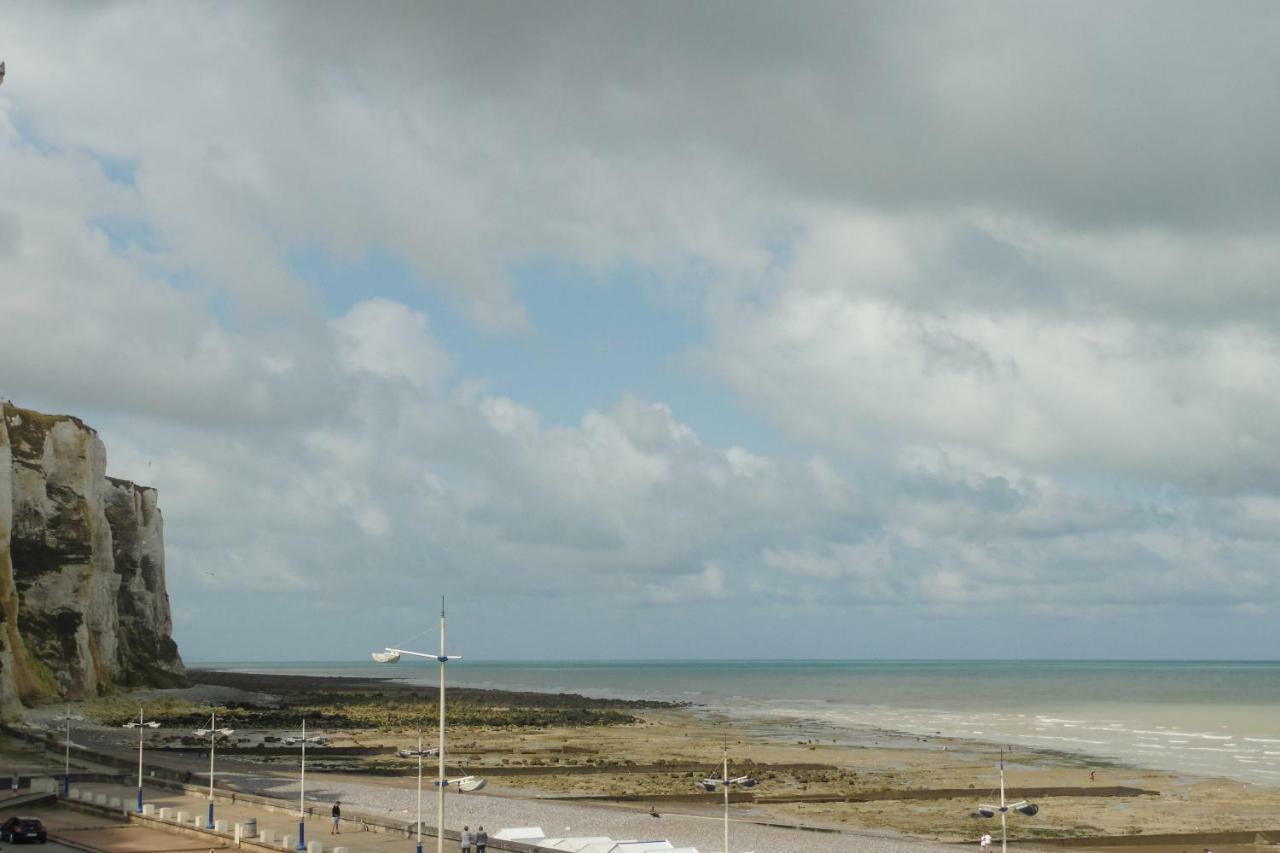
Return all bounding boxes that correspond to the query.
[3,1,1280,662]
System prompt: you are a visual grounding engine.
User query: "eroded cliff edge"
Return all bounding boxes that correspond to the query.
[0,402,184,714]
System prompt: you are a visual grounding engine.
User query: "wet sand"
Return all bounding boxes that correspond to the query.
[12,670,1280,850]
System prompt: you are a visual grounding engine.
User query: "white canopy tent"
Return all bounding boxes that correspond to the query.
[536,838,613,851]
[495,826,708,853]
[494,826,548,841]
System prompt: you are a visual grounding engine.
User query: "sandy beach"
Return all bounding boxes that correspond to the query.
[8,669,1280,852]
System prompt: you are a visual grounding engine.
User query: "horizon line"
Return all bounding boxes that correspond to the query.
[183,656,1280,665]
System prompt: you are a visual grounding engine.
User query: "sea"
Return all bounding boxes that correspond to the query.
[196,659,1280,787]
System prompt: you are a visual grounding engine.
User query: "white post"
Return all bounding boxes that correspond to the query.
[723,740,730,853]
[417,727,424,853]
[298,718,307,852]
[438,601,446,853]
[999,749,1007,853]
[136,706,145,813]
[64,705,71,797]
[208,711,216,829]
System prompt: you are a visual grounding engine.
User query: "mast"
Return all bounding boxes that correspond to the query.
[999,748,1007,853]
[723,735,730,853]
[438,598,446,853]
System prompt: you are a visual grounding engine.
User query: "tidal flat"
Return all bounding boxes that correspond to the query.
[54,668,1277,847]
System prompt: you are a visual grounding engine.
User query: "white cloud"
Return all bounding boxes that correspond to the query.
[334,299,452,390]
[643,562,729,605]
[5,2,1280,658]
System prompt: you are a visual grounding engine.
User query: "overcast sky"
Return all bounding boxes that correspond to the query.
[3,1,1280,661]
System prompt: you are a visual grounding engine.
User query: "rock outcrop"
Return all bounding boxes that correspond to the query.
[0,402,183,714]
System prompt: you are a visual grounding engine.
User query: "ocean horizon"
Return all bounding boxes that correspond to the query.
[191,658,1280,788]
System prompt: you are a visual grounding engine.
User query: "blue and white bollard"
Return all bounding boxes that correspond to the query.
[136,787,143,813]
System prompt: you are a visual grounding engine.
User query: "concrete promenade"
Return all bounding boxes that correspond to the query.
[46,780,454,853]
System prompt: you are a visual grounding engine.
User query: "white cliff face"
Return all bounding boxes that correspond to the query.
[0,402,184,715]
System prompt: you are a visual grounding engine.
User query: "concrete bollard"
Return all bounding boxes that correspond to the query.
[192,814,203,827]
[260,828,276,843]
[68,787,81,799]
[176,811,189,824]
[307,841,323,853]
[158,807,173,820]
[215,818,227,831]
[334,848,349,853]
[94,793,108,805]
[141,803,155,816]
[79,790,94,802]
[281,834,293,849]
[109,797,122,809]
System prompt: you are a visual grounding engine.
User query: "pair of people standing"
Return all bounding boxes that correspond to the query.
[460,825,488,852]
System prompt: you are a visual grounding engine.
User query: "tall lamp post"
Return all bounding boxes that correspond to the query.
[971,749,1039,853]
[283,721,326,851]
[399,729,439,853]
[122,708,160,812]
[373,598,461,853]
[52,705,82,797]
[194,712,235,829]
[697,735,757,853]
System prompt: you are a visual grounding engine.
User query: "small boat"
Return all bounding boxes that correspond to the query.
[433,775,487,792]
[371,650,401,663]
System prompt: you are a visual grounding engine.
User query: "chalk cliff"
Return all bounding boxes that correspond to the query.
[0,402,183,714]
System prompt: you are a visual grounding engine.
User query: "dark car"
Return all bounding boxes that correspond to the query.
[0,816,47,843]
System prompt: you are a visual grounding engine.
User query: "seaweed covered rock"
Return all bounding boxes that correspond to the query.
[0,401,184,714]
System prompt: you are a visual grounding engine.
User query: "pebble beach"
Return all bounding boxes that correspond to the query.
[251,774,956,853]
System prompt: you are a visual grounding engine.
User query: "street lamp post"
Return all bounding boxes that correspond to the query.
[971,749,1039,853]
[373,598,463,853]
[282,723,327,850]
[399,729,439,853]
[697,735,757,853]
[295,720,311,852]
[122,708,160,812]
[52,705,82,797]
[194,712,235,829]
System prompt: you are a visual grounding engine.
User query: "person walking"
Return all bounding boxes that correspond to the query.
[331,800,341,834]
[476,826,487,853]
[460,825,473,853]
[980,832,992,853]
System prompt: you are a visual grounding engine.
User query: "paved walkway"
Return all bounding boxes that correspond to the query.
[55,781,434,852]
[11,802,232,852]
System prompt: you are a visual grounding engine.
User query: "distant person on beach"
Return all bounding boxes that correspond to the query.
[476,826,488,852]
[980,832,992,853]
[331,800,341,834]
[1090,771,1096,781]
[461,825,473,853]
[649,804,661,818]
